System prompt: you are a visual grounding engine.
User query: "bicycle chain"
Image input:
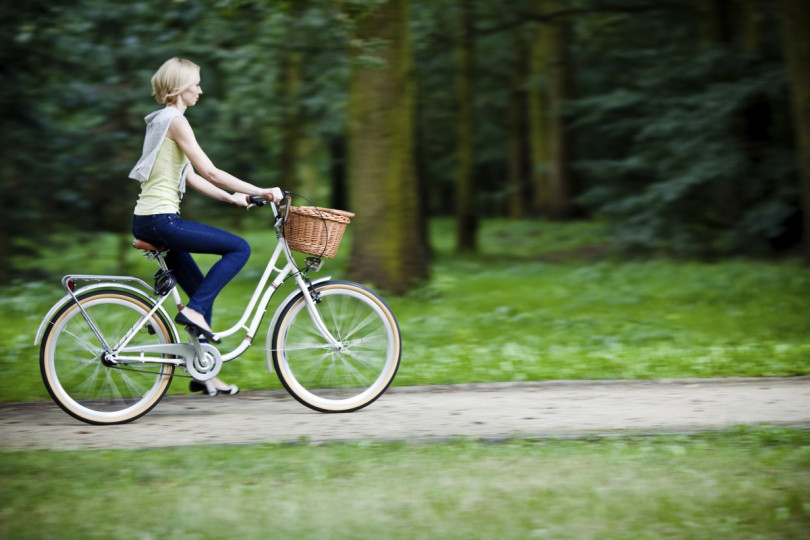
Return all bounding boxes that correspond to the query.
[104,364,196,379]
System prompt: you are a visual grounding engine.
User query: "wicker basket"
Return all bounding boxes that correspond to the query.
[283,206,355,259]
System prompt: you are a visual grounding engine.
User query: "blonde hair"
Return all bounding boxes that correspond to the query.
[150,58,200,105]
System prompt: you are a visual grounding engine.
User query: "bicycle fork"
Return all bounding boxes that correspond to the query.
[297,276,344,352]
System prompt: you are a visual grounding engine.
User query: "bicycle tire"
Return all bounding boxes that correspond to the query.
[40,290,176,425]
[269,280,401,412]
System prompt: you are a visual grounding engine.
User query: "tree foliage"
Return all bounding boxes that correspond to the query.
[571,4,798,255]
[1,0,806,284]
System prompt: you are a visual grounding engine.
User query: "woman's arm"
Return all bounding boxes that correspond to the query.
[168,116,282,202]
[185,170,250,206]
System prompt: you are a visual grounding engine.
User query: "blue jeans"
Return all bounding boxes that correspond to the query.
[132,214,250,326]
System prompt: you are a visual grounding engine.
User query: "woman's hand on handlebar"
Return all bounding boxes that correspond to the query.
[246,189,289,208]
[261,187,284,204]
[231,192,252,207]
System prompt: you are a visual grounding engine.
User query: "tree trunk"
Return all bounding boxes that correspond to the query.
[296,136,321,201]
[328,136,348,211]
[346,0,429,293]
[507,28,527,219]
[0,175,12,285]
[699,0,731,46]
[779,0,810,260]
[741,0,762,54]
[455,0,477,252]
[528,2,551,214]
[546,7,575,219]
[528,0,574,219]
[280,51,303,193]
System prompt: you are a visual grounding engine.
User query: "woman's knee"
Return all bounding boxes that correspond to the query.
[231,237,251,266]
[238,237,251,257]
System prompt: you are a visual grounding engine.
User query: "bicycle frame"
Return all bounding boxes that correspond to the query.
[35,200,341,368]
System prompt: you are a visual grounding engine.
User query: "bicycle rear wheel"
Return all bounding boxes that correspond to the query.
[269,281,401,412]
[40,290,176,425]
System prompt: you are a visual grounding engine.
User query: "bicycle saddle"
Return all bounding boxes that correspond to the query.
[132,238,165,252]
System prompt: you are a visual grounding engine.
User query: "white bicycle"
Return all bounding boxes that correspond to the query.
[34,193,401,424]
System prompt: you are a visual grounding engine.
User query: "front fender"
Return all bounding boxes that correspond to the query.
[34,282,179,345]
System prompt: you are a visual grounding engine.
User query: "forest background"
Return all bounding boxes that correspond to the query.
[0,0,810,401]
[2,0,810,295]
[3,4,810,536]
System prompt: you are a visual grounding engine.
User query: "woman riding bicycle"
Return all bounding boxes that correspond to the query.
[130,57,283,395]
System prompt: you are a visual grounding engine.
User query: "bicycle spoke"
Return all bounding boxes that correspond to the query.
[104,369,125,402]
[118,369,151,400]
[332,355,373,385]
[74,360,104,399]
[54,324,104,357]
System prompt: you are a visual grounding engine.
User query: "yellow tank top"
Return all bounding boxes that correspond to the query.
[133,138,189,215]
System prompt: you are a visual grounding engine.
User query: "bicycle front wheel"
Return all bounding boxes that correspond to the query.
[270,281,401,412]
[40,290,176,425]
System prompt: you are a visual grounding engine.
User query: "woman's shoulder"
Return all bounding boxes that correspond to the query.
[166,114,195,143]
[168,113,191,129]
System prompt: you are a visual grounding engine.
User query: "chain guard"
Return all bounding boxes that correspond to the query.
[185,342,222,381]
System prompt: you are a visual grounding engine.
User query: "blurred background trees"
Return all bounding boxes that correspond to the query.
[2,0,808,290]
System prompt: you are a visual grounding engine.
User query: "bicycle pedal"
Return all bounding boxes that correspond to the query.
[183,327,220,345]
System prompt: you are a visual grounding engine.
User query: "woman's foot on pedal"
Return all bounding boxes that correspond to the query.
[176,308,220,343]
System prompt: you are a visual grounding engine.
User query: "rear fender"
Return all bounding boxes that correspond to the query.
[34,283,179,345]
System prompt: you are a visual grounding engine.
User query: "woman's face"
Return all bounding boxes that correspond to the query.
[179,78,202,107]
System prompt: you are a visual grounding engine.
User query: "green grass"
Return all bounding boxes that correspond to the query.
[1,428,808,539]
[3,217,809,402]
[398,257,810,385]
[4,222,810,540]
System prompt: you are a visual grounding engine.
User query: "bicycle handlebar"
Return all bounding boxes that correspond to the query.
[247,191,292,208]
[247,195,268,207]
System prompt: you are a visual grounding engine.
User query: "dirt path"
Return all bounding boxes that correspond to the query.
[2,377,808,451]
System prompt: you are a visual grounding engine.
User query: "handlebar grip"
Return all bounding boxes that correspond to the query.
[249,192,292,205]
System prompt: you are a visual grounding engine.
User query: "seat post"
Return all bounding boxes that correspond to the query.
[133,238,170,269]
[155,252,170,272]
